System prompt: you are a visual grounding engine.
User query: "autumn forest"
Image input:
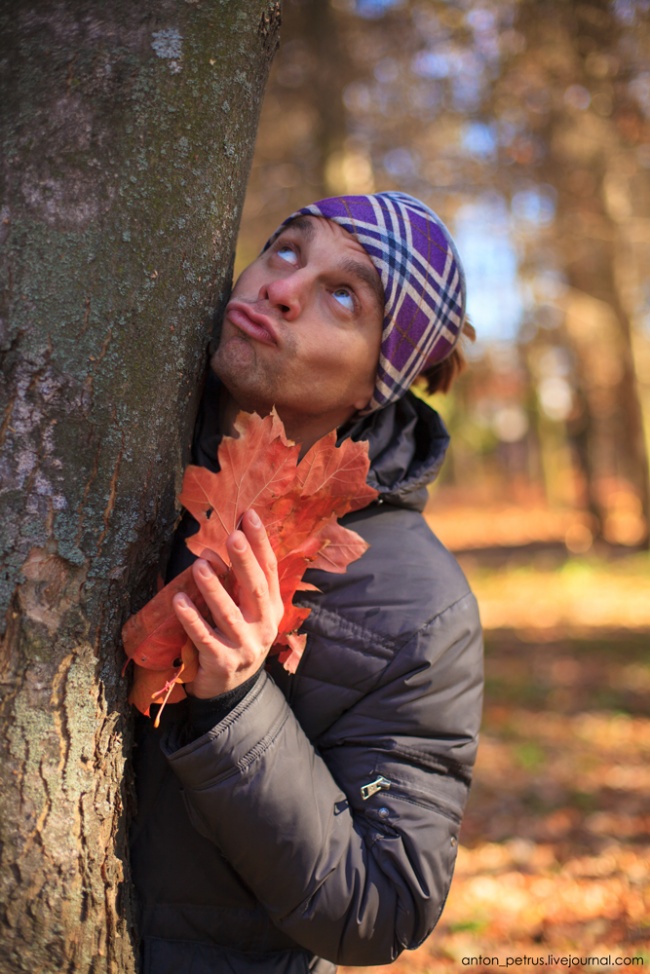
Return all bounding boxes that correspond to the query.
[239,0,650,969]
[1,0,648,970]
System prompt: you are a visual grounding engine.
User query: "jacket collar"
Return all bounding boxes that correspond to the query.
[342,392,450,512]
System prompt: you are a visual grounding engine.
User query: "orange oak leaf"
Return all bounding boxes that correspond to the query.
[180,410,300,564]
[122,566,209,671]
[308,519,372,573]
[128,635,199,726]
[122,409,378,720]
[296,429,379,514]
[276,632,307,675]
[122,565,206,723]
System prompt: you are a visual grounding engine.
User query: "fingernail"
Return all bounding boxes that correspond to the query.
[248,510,261,527]
[232,531,246,552]
[196,560,212,578]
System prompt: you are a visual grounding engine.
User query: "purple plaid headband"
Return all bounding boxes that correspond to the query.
[264,191,467,413]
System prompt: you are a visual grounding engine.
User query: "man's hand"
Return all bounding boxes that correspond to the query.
[172,510,284,699]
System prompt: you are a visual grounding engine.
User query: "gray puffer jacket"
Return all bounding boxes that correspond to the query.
[130,384,483,974]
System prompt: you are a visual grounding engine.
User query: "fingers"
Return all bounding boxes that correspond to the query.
[173,590,220,650]
[170,511,283,699]
[182,513,278,643]
[172,586,257,698]
[173,569,240,650]
[204,557,260,642]
[233,510,282,617]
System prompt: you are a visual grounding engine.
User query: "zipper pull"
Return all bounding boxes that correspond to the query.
[361,776,392,801]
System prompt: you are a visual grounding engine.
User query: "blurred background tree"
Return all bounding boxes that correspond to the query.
[235,6,650,964]
[238,0,650,553]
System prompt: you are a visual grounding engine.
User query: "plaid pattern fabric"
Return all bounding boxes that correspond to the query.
[264,192,466,412]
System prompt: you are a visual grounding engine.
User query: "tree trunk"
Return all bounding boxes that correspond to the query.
[0,1,280,970]
[512,0,650,544]
[302,0,348,198]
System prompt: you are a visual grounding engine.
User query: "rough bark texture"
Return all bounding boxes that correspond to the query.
[0,1,281,971]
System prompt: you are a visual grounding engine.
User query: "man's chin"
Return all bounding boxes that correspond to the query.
[210,341,252,388]
[209,348,274,419]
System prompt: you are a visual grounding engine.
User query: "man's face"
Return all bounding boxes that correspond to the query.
[210,216,384,450]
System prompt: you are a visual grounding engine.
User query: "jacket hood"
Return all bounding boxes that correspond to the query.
[193,372,449,515]
[343,391,450,512]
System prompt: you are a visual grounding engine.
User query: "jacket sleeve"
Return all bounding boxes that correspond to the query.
[162,591,483,967]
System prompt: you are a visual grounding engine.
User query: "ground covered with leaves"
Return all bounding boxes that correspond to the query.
[341,502,650,974]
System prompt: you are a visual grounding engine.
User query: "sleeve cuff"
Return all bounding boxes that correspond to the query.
[186,667,265,739]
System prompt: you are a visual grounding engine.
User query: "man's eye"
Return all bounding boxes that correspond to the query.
[276,244,298,264]
[333,287,354,310]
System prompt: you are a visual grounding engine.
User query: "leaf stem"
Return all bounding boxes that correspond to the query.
[152,663,185,728]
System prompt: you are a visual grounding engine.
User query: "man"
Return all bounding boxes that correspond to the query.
[130,192,483,974]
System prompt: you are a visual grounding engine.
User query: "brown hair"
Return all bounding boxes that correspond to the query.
[416,318,476,395]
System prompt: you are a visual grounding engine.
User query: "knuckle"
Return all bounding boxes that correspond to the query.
[266,616,281,640]
[262,631,277,651]
[249,581,267,602]
[221,606,241,630]
[263,549,278,571]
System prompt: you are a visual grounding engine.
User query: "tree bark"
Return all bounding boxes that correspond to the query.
[0,1,280,970]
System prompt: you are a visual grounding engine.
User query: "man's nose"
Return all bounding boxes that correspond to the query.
[259,274,306,320]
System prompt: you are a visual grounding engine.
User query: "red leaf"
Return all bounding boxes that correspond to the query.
[128,664,185,719]
[308,520,370,573]
[179,410,300,564]
[122,409,378,718]
[127,635,199,725]
[276,632,307,674]
[122,566,204,671]
[296,431,378,515]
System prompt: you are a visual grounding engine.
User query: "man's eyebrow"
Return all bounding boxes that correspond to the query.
[281,216,316,241]
[339,257,384,309]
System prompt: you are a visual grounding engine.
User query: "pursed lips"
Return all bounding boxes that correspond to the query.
[226,301,279,345]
